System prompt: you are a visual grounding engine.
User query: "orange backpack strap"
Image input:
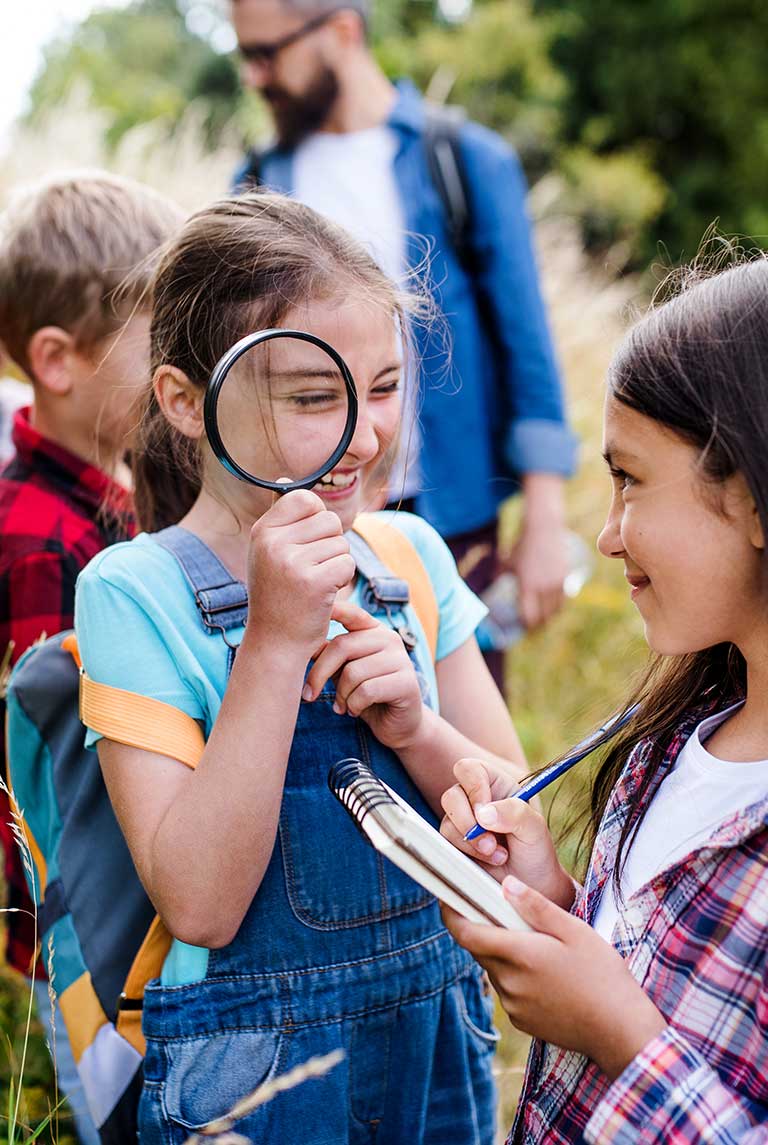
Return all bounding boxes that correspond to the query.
[352,513,439,662]
[63,634,204,769]
[62,636,194,1056]
[116,916,173,1055]
[77,675,204,771]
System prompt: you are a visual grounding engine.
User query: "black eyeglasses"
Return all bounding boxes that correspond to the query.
[238,9,339,67]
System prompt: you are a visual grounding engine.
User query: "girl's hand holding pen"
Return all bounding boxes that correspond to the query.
[440,758,576,909]
[441,882,667,1082]
[303,600,425,750]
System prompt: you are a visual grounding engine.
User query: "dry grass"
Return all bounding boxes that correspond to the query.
[0,97,652,1142]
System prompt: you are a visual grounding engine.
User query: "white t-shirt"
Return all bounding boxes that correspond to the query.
[594,702,768,942]
[293,126,406,288]
[292,127,421,498]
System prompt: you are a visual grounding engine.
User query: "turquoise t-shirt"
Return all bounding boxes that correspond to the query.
[75,511,486,985]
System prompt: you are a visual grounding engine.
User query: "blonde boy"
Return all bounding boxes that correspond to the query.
[0,171,183,1145]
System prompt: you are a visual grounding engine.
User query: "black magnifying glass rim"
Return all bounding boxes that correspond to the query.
[204,328,359,493]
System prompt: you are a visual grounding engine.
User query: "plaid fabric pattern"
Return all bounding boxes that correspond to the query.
[510,703,768,1144]
[0,406,132,975]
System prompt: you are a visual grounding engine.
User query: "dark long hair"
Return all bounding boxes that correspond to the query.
[584,257,768,878]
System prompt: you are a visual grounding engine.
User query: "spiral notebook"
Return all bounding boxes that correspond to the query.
[328,758,530,930]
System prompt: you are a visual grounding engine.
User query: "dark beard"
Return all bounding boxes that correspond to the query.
[263,65,340,150]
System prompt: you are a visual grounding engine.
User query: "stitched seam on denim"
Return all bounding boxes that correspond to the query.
[360,716,432,916]
[360,720,394,925]
[149,968,475,1040]
[153,927,457,994]
[279,712,432,928]
[359,716,432,920]
[280,815,423,928]
[455,977,500,1048]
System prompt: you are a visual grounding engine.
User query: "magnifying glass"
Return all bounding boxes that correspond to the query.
[205,329,359,492]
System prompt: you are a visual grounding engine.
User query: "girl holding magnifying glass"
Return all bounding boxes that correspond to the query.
[74,192,529,1144]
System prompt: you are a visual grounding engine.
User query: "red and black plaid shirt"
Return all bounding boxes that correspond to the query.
[0,406,133,975]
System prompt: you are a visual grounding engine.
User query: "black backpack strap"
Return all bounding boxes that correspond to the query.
[236,147,264,191]
[152,526,248,639]
[423,104,475,275]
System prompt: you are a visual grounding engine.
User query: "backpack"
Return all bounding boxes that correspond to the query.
[238,104,475,276]
[4,514,438,1144]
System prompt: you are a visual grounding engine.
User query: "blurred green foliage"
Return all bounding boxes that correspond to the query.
[535,0,768,262]
[23,0,768,264]
[25,0,263,150]
[378,1,565,179]
[0,968,77,1144]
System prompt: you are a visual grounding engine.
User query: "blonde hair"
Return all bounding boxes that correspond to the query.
[137,190,422,531]
[0,170,183,378]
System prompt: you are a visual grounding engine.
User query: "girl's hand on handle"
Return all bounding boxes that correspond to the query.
[440,757,575,908]
[441,881,667,1082]
[246,490,356,652]
[303,600,425,751]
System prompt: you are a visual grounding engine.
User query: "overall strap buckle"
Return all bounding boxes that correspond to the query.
[153,525,248,642]
[366,576,418,651]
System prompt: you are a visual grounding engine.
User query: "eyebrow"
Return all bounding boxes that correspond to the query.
[602,445,641,468]
[268,368,343,382]
[257,362,402,385]
[373,362,402,380]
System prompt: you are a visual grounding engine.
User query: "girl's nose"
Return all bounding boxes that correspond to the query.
[596,497,624,559]
[347,408,381,463]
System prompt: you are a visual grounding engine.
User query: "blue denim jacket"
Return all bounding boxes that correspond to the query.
[233,81,578,537]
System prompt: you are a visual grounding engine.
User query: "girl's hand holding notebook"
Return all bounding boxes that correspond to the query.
[440,878,667,1081]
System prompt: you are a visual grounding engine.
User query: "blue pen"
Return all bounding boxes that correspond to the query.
[463,704,640,842]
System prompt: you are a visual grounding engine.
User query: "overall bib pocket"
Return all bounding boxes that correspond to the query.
[279,779,433,928]
[279,697,433,929]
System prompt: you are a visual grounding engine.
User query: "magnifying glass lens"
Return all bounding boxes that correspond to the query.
[213,334,353,489]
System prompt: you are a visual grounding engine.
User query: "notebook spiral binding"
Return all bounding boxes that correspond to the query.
[328,758,395,841]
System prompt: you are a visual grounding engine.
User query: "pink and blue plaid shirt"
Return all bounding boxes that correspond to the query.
[511,703,768,1144]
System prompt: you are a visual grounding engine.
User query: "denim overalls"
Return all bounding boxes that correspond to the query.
[138,525,498,1145]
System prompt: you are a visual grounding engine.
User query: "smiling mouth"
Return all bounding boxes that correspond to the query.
[315,470,358,494]
[626,574,651,597]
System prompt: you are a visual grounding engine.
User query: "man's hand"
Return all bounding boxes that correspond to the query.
[503,474,568,631]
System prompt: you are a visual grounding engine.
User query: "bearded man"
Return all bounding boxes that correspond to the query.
[231,0,577,687]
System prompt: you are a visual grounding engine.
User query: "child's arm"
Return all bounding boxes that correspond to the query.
[94,492,355,949]
[443,884,768,1145]
[97,630,308,949]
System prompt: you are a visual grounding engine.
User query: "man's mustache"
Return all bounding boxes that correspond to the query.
[261,87,289,106]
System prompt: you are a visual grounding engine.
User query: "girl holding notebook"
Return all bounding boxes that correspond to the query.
[441,258,768,1143]
[74,192,528,1144]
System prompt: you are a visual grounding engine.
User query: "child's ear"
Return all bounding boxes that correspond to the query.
[26,327,77,395]
[154,365,204,439]
[749,500,765,552]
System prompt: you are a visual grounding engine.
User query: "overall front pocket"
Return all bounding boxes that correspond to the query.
[161,1028,283,1132]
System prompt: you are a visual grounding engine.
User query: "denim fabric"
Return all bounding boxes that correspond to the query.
[140,957,497,1145]
[137,586,497,1142]
[233,81,578,538]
